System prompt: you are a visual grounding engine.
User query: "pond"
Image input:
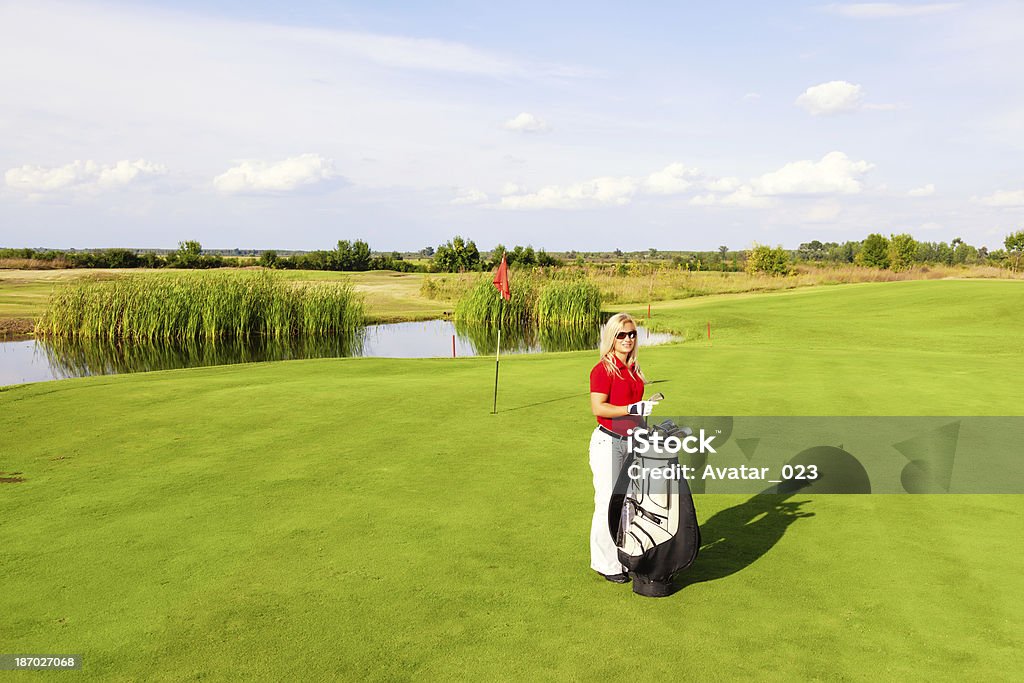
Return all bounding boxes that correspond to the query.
[0,320,678,386]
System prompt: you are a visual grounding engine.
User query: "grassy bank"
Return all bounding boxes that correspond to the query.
[2,280,1022,679]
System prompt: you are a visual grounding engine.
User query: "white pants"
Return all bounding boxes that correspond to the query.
[589,427,629,575]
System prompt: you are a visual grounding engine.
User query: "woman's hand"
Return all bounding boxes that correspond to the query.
[590,393,660,418]
[627,399,660,416]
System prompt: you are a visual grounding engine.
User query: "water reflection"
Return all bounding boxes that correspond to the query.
[454,321,601,354]
[2,319,678,385]
[37,334,366,379]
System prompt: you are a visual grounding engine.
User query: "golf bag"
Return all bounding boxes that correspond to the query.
[608,419,701,597]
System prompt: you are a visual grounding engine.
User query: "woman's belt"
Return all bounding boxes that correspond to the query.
[599,425,631,441]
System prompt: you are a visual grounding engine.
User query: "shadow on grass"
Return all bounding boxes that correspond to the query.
[498,380,671,414]
[497,392,590,413]
[674,492,815,590]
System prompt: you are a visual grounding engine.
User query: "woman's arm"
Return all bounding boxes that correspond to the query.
[590,392,631,418]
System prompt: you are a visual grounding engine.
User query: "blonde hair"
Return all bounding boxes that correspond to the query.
[598,312,645,382]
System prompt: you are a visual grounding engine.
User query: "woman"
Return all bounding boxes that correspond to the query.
[588,312,660,583]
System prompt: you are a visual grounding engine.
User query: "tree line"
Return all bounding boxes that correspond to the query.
[746,231,1024,275]
[3,230,1022,274]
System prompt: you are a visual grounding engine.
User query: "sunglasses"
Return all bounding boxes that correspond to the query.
[615,330,638,340]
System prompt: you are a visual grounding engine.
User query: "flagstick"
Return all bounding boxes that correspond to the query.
[492,294,503,414]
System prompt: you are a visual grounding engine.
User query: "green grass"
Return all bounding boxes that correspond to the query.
[0,270,95,320]
[1,280,1023,680]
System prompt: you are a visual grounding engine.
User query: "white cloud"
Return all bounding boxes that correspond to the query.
[753,152,874,195]
[4,159,166,195]
[499,176,638,209]
[743,92,761,101]
[450,188,488,205]
[497,161,705,209]
[503,112,550,133]
[644,163,702,195]
[908,183,935,197]
[690,186,775,208]
[704,176,742,193]
[975,189,1024,207]
[213,154,339,194]
[825,3,961,19]
[496,154,871,211]
[795,81,864,115]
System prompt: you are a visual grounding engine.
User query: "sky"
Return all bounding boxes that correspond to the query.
[1,0,1023,252]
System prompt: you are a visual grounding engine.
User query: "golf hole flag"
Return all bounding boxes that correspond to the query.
[491,253,510,414]
[492,253,511,300]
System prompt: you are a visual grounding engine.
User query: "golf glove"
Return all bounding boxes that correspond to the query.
[627,399,659,416]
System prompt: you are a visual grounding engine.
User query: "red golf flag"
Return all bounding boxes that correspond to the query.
[492,253,511,300]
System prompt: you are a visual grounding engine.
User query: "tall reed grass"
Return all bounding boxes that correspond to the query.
[35,271,365,340]
[454,272,602,329]
[535,279,602,327]
[454,276,539,329]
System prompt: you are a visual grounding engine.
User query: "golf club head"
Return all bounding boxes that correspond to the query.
[650,391,665,402]
[653,419,692,438]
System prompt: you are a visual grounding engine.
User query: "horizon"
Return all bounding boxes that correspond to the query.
[2,1,1023,251]
[0,231,1011,255]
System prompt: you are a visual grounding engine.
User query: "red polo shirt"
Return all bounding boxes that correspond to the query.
[590,355,646,436]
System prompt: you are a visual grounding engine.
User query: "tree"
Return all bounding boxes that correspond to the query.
[334,239,372,271]
[719,245,729,259]
[259,250,279,268]
[829,241,858,263]
[857,233,890,269]
[101,248,141,268]
[935,241,954,266]
[887,233,918,271]
[491,243,508,264]
[419,246,435,257]
[798,240,827,261]
[433,236,481,272]
[952,240,978,265]
[745,244,790,276]
[536,250,561,267]
[174,240,202,268]
[613,248,623,257]
[1005,230,1024,271]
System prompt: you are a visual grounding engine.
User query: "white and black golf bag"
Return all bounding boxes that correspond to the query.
[608,419,701,597]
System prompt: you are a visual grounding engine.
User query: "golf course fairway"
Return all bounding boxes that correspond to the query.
[2,279,1022,680]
